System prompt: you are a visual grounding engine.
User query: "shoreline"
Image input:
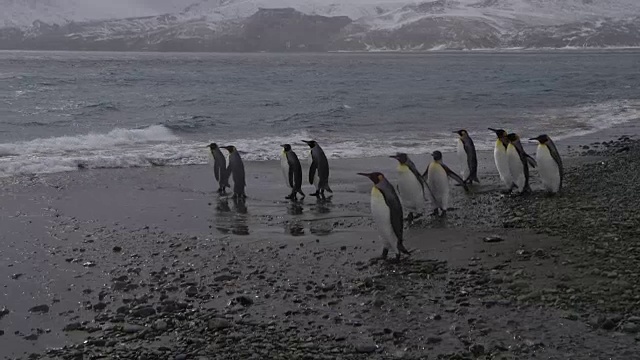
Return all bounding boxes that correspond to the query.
[1,132,640,359]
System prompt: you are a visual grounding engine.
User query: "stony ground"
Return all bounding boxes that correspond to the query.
[2,137,640,360]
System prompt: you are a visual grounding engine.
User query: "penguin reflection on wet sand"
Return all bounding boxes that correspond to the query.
[454,130,479,185]
[222,145,246,200]
[280,144,305,201]
[389,153,428,223]
[302,140,333,199]
[530,134,563,194]
[506,133,537,194]
[488,128,514,191]
[358,172,411,261]
[423,151,467,217]
[207,143,229,194]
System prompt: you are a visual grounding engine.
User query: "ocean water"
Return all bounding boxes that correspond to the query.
[0,50,639,177]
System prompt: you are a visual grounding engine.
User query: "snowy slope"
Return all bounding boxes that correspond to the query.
[1,0,640,50]
[0,0,189,28]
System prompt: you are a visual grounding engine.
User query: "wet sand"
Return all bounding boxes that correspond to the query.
[1,136,640,359]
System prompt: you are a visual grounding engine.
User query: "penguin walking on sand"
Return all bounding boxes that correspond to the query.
[207,143,230,194]
[357,172,411,261]
[280,144,305,200]
[222,145,246,200]
[389,153,429,223]
[454,130,479,185]
[302,140,332,199]
[423,151,467,217]
[530,134,563,194]
[488,128,514,191]
[506,133,537,194]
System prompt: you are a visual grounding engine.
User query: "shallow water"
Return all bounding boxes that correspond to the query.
[0,50,639,177]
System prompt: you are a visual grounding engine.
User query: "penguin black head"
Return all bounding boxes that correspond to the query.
[281,144,292,152]
[488,128,508,138]
[207,143,218,150]
[506,133,519,142]
[529,134,550,144]
[454,130,468,137]
[431,151,443,161]
[302,140,317,148]
[357,172,385,185]
[222,145,236,153]
[389,153,408,164]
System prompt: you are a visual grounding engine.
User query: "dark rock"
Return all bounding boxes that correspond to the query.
[175,355,187,360]
[469,343,485,356]
[28,304,50,314]
[154,320,168,331]
[483,236,504,243]
[113,246,122,252]
[10,273,23,280]
[24,333,39,341]
[0,307,9,318]
[231,295,254,307]
[214,274,237,282]
[185,286,198,297]
[93,302,107,311]
[63,322,83,332]
[427,337,442,344]
[355,343,377,353]
[622,322,640,334]
[208,318,232,330]
[122,324,145,333]
[132,306,156,318]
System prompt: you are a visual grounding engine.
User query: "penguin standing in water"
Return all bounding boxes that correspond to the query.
[454,130,479,185]
[423,151,466,217]
[488,128,513,191]
[530,134,563,194]
[302,140,333,199]
[207,143,229,194]
[222,145,246,200]
[506,133,537,194]
[357,172,411,261]
[280,144,305,200]
[389,153,428,223]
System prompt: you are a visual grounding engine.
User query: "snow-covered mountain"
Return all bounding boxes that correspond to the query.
[1,0,639,51]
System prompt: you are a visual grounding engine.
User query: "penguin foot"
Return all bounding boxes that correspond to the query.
[439,209,447,218]
[405,212,415,223]
[310,191,320,198]
[285,194,293,200]
[431,209,439,217]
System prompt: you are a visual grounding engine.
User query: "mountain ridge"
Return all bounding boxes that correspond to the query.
[1,0,639,51]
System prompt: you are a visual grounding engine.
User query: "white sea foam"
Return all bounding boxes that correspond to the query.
[0,99,637,178]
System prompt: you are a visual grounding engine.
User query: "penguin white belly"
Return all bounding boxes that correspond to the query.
[426,163,449,211]
[507,144,525,192]
[280,152,290,188]
[536,145,561,193]
[370,187,398,253]
[397,166,424,213]
[494,142,512,187]
[457,140,469,180]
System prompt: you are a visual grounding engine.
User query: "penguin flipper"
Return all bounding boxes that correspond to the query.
[309,159,317,185]
[525,154,537,168]
[442,164,465,186]
[288,166,294,188]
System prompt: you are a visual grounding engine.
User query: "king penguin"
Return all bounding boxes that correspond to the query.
[454,130,479,185]
[423,151,467,217]
[389,153,428,223]
[302,140,332,199]
[530,134,563,194]
[280,144,305,200]
[506,133,536,194]
[207,143,230,194]
[357,172,411,261]
[488,128,513,191]
[222,145,246,200]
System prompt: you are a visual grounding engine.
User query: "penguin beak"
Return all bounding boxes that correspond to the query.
[279,144,287,148]
[356,172,369,177]
[301,140,310,144]
[389,155,399,160]
[488,128,497,132]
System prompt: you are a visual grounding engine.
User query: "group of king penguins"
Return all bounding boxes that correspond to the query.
[207,129,563,261]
